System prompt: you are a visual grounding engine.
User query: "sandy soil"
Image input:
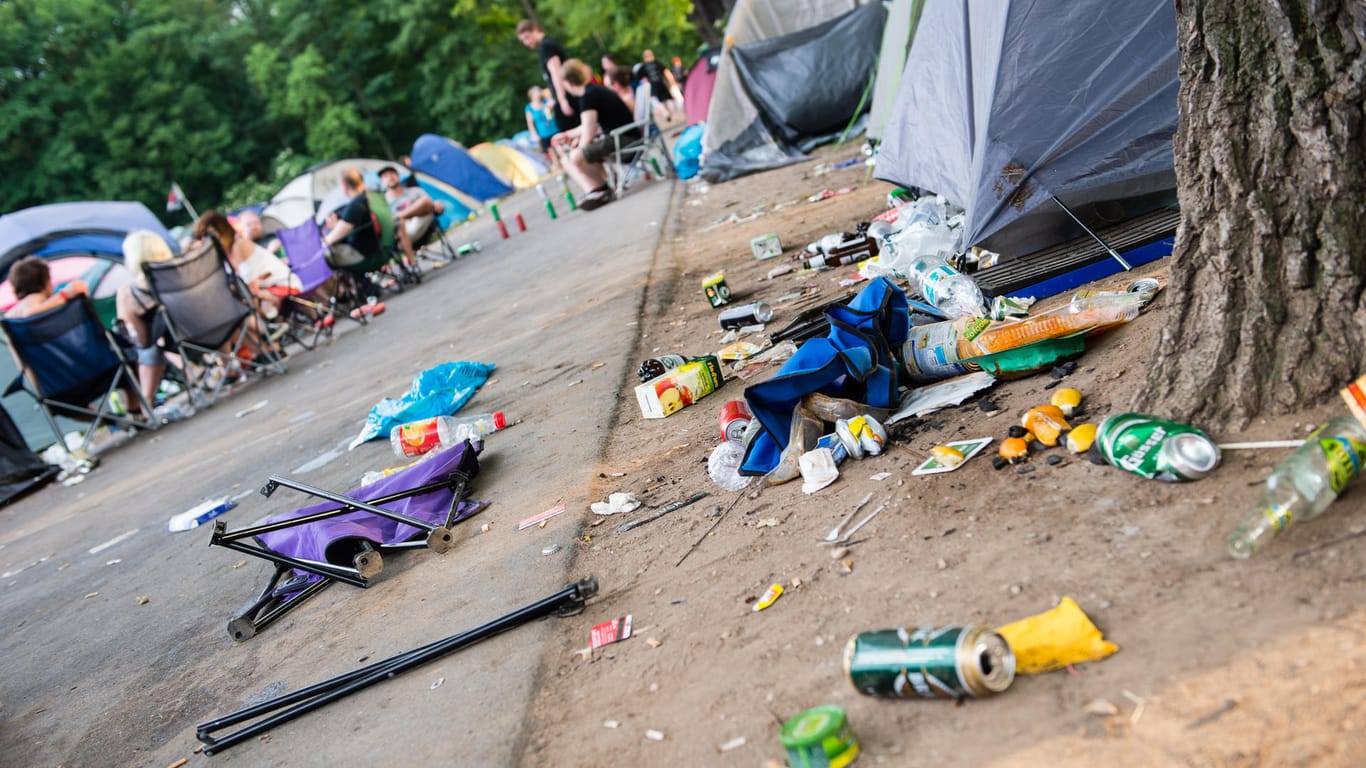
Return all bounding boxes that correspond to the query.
[520,144,1366,767]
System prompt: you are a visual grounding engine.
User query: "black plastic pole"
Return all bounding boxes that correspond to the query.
[198,577,597,755]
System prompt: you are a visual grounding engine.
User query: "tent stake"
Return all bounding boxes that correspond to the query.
[1051,196,1132,271]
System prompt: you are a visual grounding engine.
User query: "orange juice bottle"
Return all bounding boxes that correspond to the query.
[966,293,1143,355]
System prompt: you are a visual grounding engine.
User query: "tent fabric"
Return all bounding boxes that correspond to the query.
[866,0,925,141]
[683,48,721,127]
[261,158,479,233]
[498,136,552,176]
[874,0,1179,254]
[700,0,883,183]
[469,143,543,190]
[740,278,908,476]
[0,201,177,276]
[0,402,58,506]
[410,134,514,202]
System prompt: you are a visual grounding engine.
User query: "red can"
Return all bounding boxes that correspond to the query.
[719,399,753,442]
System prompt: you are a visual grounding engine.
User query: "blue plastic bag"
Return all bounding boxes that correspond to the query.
[673,123,706,180]
[349,361,496,449]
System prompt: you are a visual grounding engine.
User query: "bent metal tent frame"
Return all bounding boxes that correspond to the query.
[874,0,1179,255]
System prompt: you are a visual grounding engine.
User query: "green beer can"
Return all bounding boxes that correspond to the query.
[844,625,1015,699]
[1094,412,1221,482]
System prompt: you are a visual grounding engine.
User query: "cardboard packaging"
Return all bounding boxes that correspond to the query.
[635,356,724,418]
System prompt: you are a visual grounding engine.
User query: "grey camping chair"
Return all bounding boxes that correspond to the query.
[608,82,676,196]
[142,238,286,406]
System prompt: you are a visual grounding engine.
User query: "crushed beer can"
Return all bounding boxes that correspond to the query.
[1093,412,1221,482]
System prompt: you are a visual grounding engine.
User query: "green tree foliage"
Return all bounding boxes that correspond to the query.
[1,0,703,219]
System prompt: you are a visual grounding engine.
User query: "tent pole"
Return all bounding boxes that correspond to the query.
[1051,196,1133,271]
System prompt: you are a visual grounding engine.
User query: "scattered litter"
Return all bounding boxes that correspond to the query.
[348,361,496,449]
[136,595,150,605]
[541,544,561,556]
[518,503,567,530]
[1217,439,1306,450]
[719,736,747,752]
[591,361,606,369]
[1085,698,1119,717]
[1186,698,1240,730]
[912,437,993,475]
[567,378,584,387]
[830,547,849,560]
[644,637,662,649]
[997,596,1119,674]
[616,492,709,532]
[604,720,620,729]
[234,400,269,418]
[590,615,632,650]
[888,372,997,423]
[167,759,189,768]
[799,448,840,494]
[645,730,665,742]
[836,559,854,574]
[167,498,237,532]
[430,677,445,690]
[84,592,98,599]
[755,517,780,528]
[591,493,641,516]
[869,472,892,481]
[232,560,247,569]
[105,559,121,566]
[753,583,783,612]
[1122,690,1147,724]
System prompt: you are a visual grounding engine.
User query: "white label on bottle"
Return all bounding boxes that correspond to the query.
[921,265,956,305]
[903,322,968,382]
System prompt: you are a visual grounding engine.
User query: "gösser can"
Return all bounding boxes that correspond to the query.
[1094,412,1221,482]
[844,625,1015,699]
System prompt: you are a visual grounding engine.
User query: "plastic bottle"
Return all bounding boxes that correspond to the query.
[903,252,985,318]
[389,412,507,457]
[1227,416,1366,558]
[708,440,753,491]
[967,292,1143,355]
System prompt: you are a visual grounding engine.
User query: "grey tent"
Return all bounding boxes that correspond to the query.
[875,0,1179,256]
[866,0,926,142]
[701,0,886,182]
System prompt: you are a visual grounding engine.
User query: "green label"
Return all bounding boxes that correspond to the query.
[1319,436,1365,494]
[961,317,992,341]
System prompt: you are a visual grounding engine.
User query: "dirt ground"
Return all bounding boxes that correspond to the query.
[520,145,1366,767]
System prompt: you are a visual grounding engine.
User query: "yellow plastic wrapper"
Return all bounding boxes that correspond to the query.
[996,596,1118,674]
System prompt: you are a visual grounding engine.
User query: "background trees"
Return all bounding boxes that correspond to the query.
[0,0,711,217]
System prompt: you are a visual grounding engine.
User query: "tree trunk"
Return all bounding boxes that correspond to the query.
[1135,1,1366,429]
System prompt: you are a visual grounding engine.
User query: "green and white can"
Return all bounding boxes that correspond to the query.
[844,625,1015,700]
[1095,412,1221,482]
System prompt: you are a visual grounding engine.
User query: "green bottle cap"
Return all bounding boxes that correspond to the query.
[780,705,845,748]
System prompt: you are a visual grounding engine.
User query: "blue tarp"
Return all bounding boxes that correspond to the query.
[409,135,514,202]
[349,361,497,449]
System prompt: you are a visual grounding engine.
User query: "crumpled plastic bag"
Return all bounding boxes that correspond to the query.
[591,492,641,516]
[799,448,839,494]
[996,596,1119,674]
[349,361,496,450]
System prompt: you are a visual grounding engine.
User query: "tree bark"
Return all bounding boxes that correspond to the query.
[1135,0,1366,429]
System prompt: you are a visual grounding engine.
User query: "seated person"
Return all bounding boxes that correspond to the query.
[604,67,636,114]
[195,211,301,320]
[114,230,175,407]
[5,256,88,320]
[233,210,283,260]
[322,168,381,269]
[378,166,443,267]
[553,58,640,211]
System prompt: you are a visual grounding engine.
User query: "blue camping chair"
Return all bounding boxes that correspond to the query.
[142,238,286,406]
[0,296,159,454]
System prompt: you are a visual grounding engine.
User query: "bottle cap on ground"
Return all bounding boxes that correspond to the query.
[492,411,507,429]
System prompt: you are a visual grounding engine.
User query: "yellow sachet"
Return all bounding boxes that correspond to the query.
[997,596,1118,674]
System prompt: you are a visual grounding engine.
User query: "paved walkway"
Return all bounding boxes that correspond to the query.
[0,178,674,766]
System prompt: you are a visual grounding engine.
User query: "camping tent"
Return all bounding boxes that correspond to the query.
[500,135,552,175]
[682,47,721,127]
[700,0,886,183]
[469,143,544,190]
[874,0,1179,255]
[261,158,479,233]
[409,135,514,202]
[866,0,925,142]
[0,200,173,450]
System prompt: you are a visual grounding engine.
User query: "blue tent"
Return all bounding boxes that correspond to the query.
[0,201,177,276]
[409,134,514,202]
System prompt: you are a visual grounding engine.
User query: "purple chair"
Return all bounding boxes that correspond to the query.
[275,221,365,349]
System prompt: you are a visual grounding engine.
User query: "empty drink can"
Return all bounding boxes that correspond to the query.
[844,625,1015,699]
[719,399,753,442]
[718,301,773,330]
[1094,412,1221,482]
[779,705,860,768]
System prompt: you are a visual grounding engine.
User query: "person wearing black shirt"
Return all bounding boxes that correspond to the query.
[323,168,380,267]
[554,58,640,211]
[632,49,678,119]
[516,20,580,133]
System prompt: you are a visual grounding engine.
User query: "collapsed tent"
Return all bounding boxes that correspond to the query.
[409,135,514,202]
[469,143,544,190]
[874,0,1179,256]
[700,0,886,183]
[261,158,479,234]
[682,47,721,127]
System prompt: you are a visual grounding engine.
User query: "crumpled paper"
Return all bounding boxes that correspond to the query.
[799,448,839,495]
[591,492,641,516]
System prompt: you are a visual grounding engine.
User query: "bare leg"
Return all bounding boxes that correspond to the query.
[565,148,607,194]
[116,286,165,405]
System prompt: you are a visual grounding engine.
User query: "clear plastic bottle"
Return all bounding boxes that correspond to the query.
[389,412,507,457]
[708,440,753,491]
[1227,416,1366,558]
[904,252,985,318]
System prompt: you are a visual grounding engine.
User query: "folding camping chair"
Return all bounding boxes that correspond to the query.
[0,296,160,454]
[367,190,421,289]
[209,440,487,640]
[608,82,676,196]
[142,238,286,406]
[274,220,356,347]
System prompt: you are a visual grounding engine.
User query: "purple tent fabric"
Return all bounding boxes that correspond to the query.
[258,440,486,571]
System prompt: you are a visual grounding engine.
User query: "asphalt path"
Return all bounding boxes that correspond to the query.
[0,178,673,767]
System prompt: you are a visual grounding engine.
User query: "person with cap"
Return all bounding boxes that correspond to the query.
[378,165,444,269]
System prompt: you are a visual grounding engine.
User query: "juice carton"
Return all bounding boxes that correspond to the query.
[635,356,724,419]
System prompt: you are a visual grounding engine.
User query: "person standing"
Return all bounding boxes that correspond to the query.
[524,86,561,169]
[516,20,580,134]
[633,49,679,120]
